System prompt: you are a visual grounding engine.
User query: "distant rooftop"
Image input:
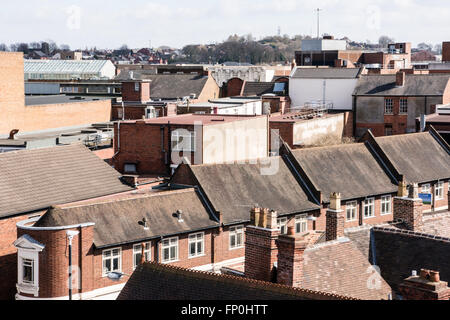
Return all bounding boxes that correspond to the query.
[24,59,112,75]
[121,114,265,126]
[25,95,110,106]
[292,67,362,79]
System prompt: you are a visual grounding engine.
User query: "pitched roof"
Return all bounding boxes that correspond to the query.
[353,74,450,96]
[115,72,209,100]
[422,211,450,238]
[34,189,218,248]
[24,59,112,75]
[0,144,131,218]
[302,238,392,300]
[290,143,398,203]
[117,261,356,300]
[291,68,362,79]
[178,158,320,225]
[371,227,450,292]
[242,82,274,96]
[373,132,450,183]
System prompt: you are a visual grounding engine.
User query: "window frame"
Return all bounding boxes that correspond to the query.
[435,182,444,200]
[363,197,375,219]
[421,183,431,194]
[295,215,308,234]
[381,195,392,216]
[171,130,196,152]
[346,201,358,222]
[134,82,140,92]
[229,225,244,250]
[399,98,408,114]
[384,98,393,114]
[133,243,151,270]
[188,232,205,259]
[102,247,122,277]
[277,217,288,235]
[161,237,179,263]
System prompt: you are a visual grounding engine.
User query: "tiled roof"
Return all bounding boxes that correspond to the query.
[0,144,132,218]
[117,261,357,300]
[115,72,209,100]
[173,158,320,225]
[373,132,450,183]
[34,189,218,248]
[302,238,392,300]
[290,143,398,203]
[422,211,450,238]
[353,74,450,96]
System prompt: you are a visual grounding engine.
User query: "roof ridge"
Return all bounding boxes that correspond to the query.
[57,188,196,210]
[373,226,450,243]
[144,261,358,300]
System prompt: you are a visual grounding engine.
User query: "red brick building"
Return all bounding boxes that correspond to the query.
[112,114,269,176]
[0,145,132,300]
[353,72,450,137]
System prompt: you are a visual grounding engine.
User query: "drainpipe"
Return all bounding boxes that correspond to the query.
[112,121,121,160]
[66,230,79,301]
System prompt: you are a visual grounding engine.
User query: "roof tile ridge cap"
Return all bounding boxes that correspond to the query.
[373,227,450,242]
[144,262,355,300]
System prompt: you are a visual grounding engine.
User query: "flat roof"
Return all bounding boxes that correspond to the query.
[269,111,341,123]
[120,114,266,126]
[25,95,111,106]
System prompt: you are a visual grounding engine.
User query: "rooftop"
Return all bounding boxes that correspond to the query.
[24,59,113,74]
[25,95,110,106]
[353,74,450,96]
[0,144,132,218]
[120,114,265,126]
[291,67,362,79]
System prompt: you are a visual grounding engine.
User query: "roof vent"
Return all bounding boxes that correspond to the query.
[411,270,417,277]
[141,217,149,230]
[176,210,184,223]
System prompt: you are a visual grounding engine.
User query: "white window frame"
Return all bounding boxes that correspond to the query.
[399,98,408,114]
[363,198,375,219]
[295,215,308,234]
[134,82,140,92]
[346,201,358,221]
[102,247,122,277]
[133,243,151,270]
[171,130,196,152]
[161,237,179,263]
[435,182,444,200]
[229,225,244,250]
[385,99,393,114]
[277,217,288,235]
[381,195,392,215]
[421,183,431,194]
[188,232,205,258]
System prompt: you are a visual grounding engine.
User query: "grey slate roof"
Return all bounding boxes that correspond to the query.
[34,189,218,248]
[242,82,274,96]
[374,132,450,183]
[353,74,450,96]
[117,262,355,300]
[290,143,398,203]
[115,72,209,100]
[0,144,131,218]
[177,158,320,225]
[291,68,362,79]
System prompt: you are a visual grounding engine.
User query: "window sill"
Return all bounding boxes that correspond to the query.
[102,270,122,278]
[188,254,206,260]
[17,283,39,297]
[346,219,357,222]
[229,246,244,251]
[161,259,179,264]
[363,216,376,220]
[381,212,392,216]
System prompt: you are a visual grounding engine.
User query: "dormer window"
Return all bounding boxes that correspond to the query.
[14,235,45,297]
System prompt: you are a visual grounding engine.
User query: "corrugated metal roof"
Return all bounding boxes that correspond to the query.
[24,60,111,75]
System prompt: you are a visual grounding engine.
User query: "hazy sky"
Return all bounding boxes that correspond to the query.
[1,0,449,49]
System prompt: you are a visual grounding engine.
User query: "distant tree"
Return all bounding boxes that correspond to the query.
[47,40,59,54]
[29,42,41,50]
[434,44,442,54]
[60,44,71,51]
[378,35,394,48]
[16,43,29,54]
[0,43,8,52]
[417,43,433,51]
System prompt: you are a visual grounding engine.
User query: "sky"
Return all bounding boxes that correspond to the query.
[1,0,449,49]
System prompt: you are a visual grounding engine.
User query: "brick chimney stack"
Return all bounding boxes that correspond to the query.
[399,269,450,300]
[397,177,408,197]
[276,226,309,287]
[244,208,279,282]
[393,183,423,232]
[121,80,151,103]
[326,192,345,241]
[396,71,406,87]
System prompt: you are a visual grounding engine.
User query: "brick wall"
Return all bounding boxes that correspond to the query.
[0,52,112,136]
[443,42,450,63]
[269,122,294,148]
[225,78,244,97]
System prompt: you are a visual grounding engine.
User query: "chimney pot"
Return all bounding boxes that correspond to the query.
[420,269,430,280]
[329,192,341,211]
[430,271,440,283]
[287,226,295,236]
